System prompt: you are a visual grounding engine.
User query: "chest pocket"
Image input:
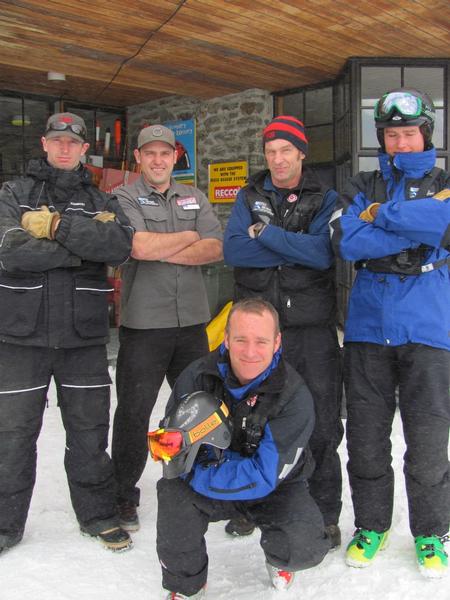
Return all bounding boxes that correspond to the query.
[141,204,168,233]
[174,203,198,229]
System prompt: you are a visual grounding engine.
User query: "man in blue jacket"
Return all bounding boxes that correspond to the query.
[223,116,343,547]
[330,88,450,578]
[154,299,330,598]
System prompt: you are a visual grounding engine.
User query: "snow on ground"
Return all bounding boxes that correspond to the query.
[2,368,449,600]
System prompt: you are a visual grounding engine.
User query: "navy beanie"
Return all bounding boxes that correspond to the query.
[263,116,308,156]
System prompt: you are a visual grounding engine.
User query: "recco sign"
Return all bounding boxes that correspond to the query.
[214,186,241,200]
[208,160,248,203]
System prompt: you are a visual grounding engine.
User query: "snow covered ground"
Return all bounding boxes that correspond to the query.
[2,368,449,600]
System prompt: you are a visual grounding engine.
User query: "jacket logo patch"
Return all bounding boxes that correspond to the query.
[409,187,419,198]
[138,197,159,206]
[246,395,258,407]
[287,193,298,203]
[252,201,274,217]
[177,196,200,209]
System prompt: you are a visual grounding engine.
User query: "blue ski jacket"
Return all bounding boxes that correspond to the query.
[164,348,315,501]
[330,147,450,350]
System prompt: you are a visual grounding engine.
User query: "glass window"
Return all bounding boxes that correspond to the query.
[23,99,50,165]
[404,67,444,106]
[361,67,401,106]
[305,87,332,125]
[280,93,304,121]
[361,109,379,148]
[0,96,26,180]
[358,156,379,171]
[306,124,333,163]
[436,158,447,169]
[433,108,444,149]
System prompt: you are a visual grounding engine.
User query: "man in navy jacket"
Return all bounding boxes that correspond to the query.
[223,116,343,547]
[155,299,330,598]
[330,88,450,578]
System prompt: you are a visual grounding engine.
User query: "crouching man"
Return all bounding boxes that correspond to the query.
[150,299,330,599]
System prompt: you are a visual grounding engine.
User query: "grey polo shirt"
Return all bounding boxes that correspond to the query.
[117,176,223,329]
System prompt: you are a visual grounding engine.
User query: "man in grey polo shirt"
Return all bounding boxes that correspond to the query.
[112,124,223,531]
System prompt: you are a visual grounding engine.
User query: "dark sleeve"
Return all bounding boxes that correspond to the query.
[54,191,134,266]
[0,181,82,272]
[256,189,337,269]
[223,189,286,267]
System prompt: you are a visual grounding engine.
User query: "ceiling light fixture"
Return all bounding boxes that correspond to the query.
[47,71,66,81]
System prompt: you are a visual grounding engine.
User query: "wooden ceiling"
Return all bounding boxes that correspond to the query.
[0,0,449,107]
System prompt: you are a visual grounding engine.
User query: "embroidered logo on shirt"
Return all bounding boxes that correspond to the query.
[176,196,200,210]
[138,197,159,206]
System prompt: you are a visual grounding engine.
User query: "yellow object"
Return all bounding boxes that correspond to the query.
[359,202,381,223]
[433,188,450,201]
[94,211,116,222]
[206,301,233,351]
[21,206,60,239]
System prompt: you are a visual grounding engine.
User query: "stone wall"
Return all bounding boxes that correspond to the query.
[126,88,273,195]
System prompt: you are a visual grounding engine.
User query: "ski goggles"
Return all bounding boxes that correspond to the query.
[148,428,185,462]
[374,92,424,122]
[148,402,229,462]
[45,121,87,139]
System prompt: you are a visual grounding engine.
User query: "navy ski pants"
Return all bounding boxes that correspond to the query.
[282,325,343,527]
[345,342,450,536]
[0,343,119,549]
[157,476,330,596]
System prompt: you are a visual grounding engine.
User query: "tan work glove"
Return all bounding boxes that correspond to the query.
[433,189,450,201]
[93,211,116,223]
[21,206,61,239]
[359,202,380,223]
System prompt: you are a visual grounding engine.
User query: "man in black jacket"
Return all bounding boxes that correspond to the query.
[0,113,134,555]
[154,299,330,598]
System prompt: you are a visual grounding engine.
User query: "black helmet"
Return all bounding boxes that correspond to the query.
[374,88,435,150]
[148,391,232,479]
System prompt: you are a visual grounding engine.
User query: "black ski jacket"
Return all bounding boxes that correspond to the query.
[0,159,133,347]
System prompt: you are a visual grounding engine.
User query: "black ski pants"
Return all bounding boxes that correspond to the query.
[282,325,343,527]
[112,324,209,505]
[0,343,119,549]
[157,476,330,597]
[345,342,450,537]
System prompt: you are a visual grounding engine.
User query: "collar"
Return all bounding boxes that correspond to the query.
[216,343,283,401]
[26,158,89,186]
[378,146,436,181]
